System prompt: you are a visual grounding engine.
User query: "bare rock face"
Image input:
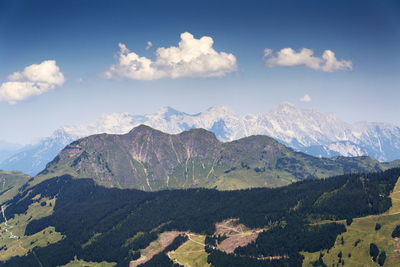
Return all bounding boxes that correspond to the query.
[38,125,387,191]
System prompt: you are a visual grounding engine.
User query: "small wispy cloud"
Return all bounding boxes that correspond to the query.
[105,32,237,80]
[145,41,153,50]
[300,94,312,102]
[0,60,65,104]
[263,48,352,72]
[263,48,273,58]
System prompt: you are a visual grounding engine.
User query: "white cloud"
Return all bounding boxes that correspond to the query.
[263,48,273,58]
[0,60,65,104]
[146,41,153,50]
[105,32,237,80]
[300,94,312,102]
[264,48,352,72]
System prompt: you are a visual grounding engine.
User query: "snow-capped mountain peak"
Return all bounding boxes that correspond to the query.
[204,105,236,116]
[152,106,187,119]
[61,112,136,137]
[275,102,297,112]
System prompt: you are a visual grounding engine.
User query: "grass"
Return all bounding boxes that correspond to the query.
[302,176,400,267]
[0,196,64,261]
[58,257,116,267]
[141,239,162,257]
[212,169,297,190]
[123,231,146,247]
[31,166,78,187]
[169,234,210,267]
[0,170,30,205]
[82,233,102,249]
[167,159,224,190]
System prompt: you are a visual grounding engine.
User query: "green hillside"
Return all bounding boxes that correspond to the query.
[0,170,30,205]
[34,125,391,191]
[0,196,63,262]
[303,176,400,267]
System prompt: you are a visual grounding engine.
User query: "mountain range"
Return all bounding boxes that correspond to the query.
[2,103,400,175]
[0,141,22,163]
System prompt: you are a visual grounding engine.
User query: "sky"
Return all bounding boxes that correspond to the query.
[0,0,400,144]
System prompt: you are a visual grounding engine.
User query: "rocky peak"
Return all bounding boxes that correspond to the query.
[275,102,296,112]
[151,106,187,120]
[178,128,220,146]
[127,124,163,135]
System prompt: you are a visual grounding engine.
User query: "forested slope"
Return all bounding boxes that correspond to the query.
[0,168,399,266]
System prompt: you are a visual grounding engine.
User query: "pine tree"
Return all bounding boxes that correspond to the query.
[369,243,379,262]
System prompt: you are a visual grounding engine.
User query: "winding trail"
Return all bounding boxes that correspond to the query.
[1,205,18,239]
[186,233,205,246]
[1,177,5,191]
[167,251,185,266]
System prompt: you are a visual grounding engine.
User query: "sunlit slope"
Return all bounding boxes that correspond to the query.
[0,170,30,205]
[0,196,63,262]
[303,175,400,267]
[34,125,388,191]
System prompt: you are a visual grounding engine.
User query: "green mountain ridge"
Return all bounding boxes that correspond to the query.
[35,125,397,191]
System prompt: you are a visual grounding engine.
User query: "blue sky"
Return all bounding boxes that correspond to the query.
[0,0,400,143]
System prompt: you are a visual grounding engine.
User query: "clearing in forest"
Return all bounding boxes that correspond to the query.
[303,176,400,267]
[0,196,63,261]
[129,231,185,267]
[215,218,262,254]
[168,233,210,267]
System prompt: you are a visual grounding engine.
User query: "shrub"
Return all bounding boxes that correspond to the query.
[391,225,400,238]
[369,243,379,262]
[378,251,386,266]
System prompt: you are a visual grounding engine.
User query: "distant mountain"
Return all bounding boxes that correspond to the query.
[0,140,21,151]
[59,104,400,163]
[0,130,75,176]
[0,141,22,162]
[35,125,390,191]
[2,103,400,175]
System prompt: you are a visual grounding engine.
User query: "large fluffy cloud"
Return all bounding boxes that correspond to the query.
[264,48,352,72]
[0,60,65,104]
[105,32,237,80]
